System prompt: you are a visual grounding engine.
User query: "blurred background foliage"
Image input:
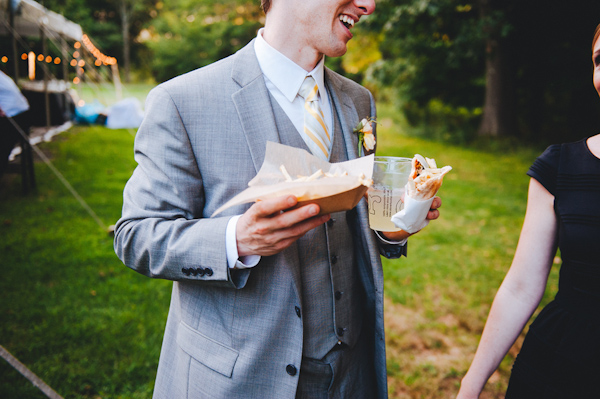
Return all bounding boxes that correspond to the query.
[23,0,600,145]
[145,1,263,82]
[363,0,600,144]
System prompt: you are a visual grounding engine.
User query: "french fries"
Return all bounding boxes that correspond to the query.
[278,165,370,185]
[279,165,293,181]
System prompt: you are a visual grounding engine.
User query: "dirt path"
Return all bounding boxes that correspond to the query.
[383,297,522,398]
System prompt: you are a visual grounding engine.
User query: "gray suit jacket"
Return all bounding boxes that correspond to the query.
[114,40,396,398]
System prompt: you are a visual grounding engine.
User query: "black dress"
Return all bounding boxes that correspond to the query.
[505,138,600,398]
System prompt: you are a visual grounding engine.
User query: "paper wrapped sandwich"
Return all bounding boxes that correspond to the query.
[407,155,453,200]
[391,154,452,233]
[211,142,374,217]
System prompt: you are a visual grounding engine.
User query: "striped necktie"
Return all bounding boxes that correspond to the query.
[298,76,331,160]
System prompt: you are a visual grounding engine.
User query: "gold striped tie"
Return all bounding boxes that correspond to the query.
[298,76,331,160]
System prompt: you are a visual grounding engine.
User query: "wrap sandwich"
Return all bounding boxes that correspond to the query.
[407,154,452,200]
[390,154,451,233]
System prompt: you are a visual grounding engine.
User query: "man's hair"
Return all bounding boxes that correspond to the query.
[261,0,271,14]
[593,23,600,51]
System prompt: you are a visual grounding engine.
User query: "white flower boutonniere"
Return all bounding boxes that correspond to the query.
[353,117,378,156]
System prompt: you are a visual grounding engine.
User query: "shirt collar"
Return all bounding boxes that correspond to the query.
[254,28,327,103]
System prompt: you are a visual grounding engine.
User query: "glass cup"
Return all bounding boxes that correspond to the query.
[367,156,412,232]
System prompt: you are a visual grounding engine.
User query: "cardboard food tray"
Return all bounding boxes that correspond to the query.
[292,185,369,215]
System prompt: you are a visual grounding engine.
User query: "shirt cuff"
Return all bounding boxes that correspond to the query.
[226,215,261,269]
[374,230,408,246]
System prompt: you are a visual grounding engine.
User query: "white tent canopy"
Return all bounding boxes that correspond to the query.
[0,0,82,41]
[1,0,126,129]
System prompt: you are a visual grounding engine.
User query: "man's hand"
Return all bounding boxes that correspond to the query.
[236,195,330,257]
[380,196,442,241]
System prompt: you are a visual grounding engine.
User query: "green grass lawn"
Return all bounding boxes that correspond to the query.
[74,82,155,108]
[0,125,171,398]
[0,103,560,398]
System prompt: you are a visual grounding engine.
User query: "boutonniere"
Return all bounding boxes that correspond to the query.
[353,117,378,156]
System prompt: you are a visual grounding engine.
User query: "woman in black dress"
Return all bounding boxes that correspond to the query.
[457,23,600,399]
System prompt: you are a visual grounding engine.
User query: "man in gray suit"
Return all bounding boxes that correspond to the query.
[114,0,441,397]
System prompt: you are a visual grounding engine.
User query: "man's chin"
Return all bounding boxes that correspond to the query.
[324,45,349,58]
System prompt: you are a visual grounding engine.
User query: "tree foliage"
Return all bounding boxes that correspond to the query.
[44,0,158,74]
[143,1,263,82]
[366,0,485,106]
[364,0,600,144]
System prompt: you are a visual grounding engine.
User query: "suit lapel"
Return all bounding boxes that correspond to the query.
[231,41,281,174]
[325,69,361,162]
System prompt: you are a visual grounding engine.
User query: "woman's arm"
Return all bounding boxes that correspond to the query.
[456,178,558,398]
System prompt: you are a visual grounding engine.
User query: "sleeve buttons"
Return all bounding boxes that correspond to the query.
[182,267,213,278]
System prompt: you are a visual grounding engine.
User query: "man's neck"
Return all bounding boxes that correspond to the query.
[262,20,323,72]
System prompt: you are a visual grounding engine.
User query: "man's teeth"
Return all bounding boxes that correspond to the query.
[339,15,354,28]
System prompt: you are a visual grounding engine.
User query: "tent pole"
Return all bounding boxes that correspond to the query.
[111,63,122,101]
[42,27,51,128]
[9,0,20,82]
[61,35,68,81]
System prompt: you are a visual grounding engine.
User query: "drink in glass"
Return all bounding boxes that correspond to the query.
[367,157,412,232]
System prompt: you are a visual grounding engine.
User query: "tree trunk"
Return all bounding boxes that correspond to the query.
[478,36,518,137]
[477,0,518,137]
[120,0,131,83]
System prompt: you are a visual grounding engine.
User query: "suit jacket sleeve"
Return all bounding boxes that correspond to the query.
[113,85,250,289]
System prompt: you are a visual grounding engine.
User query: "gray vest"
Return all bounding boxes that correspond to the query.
[270,93,364,360]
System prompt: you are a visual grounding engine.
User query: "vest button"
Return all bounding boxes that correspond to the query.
[331,255,338,264]
[335,291,343,300]
[327,218,335,227]
[295,306,301,318]
[286,364,297,376]
[337,327,346,337]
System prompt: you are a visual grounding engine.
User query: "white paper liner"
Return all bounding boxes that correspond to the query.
[211,142,374,216]
[390,188,434,233]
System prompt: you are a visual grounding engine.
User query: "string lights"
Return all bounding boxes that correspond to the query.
[80,34,117,66]
[28,51,35,80]
[1,32,117,84]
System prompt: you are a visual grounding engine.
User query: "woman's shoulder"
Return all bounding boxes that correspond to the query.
[527,143,562,196]
[556,135,600,164]
[529,135,600,195]
[536,135,596,165]
[535,143,562,168]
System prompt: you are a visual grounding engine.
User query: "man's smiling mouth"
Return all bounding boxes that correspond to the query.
[339,15,355,29]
